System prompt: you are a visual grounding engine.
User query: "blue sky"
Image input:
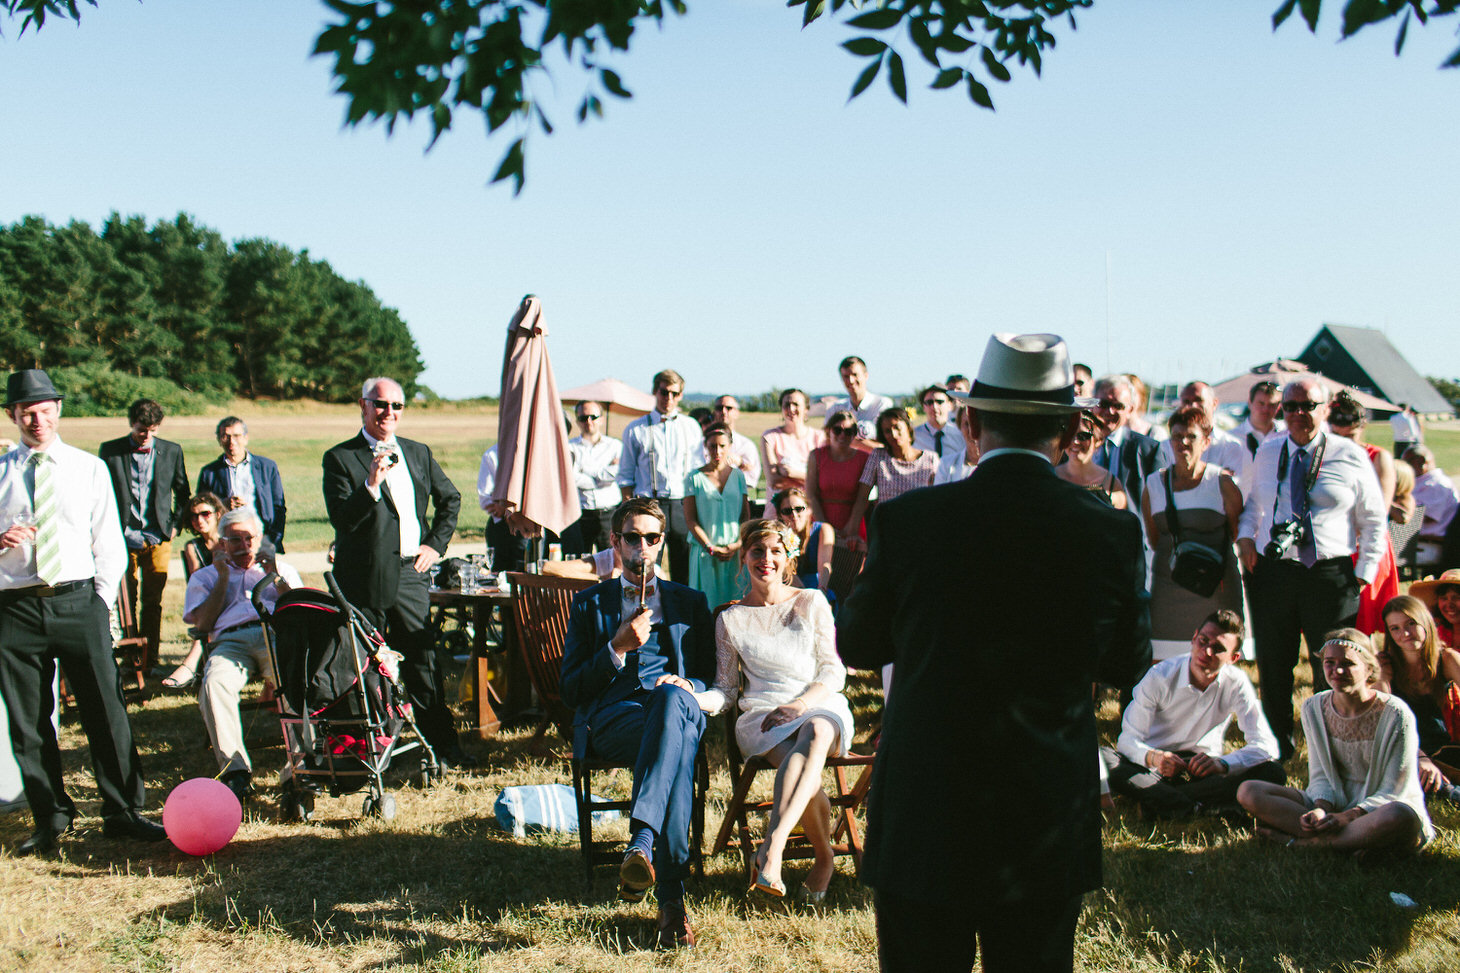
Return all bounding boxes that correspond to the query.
[3,0,1457,401]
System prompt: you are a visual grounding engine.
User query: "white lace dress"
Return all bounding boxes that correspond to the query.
[706,588,854,758]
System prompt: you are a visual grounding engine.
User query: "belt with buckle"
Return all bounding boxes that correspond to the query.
[213,621,259,639]
[8,580,90,599]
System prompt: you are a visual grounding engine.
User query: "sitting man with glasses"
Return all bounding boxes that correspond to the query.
[184,508,301,801]
[560,497,715,949]
[617,369,702,582]
[1237,376,1385,759]
[1102,610,1284,818]
[323,377,468,768]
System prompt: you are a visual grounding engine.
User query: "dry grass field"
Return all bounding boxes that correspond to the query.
[2,405,1459,971]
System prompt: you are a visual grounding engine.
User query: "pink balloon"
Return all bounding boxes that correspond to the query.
[163,777,243,855]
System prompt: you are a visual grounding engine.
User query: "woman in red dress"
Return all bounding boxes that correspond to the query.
[805,409,870,540]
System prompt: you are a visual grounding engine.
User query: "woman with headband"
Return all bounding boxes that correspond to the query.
[1237,629,1433,852]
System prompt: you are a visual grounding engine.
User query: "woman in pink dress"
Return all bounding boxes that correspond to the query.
[843,408,937,550]
[805,409,870,539]
[1327,391,1399,635]
[760,388,824,502]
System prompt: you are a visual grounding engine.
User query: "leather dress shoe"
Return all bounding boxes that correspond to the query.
[655,900,695,949]
[15,824,72,856]
[102,812,168,842]
[618,848,655,903]
[221,770,253,803]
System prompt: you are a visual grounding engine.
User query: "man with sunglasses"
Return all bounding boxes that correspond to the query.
[323,376,468,767]
[690,396,761,491]
[560,498,715,948]
[1237,376,1385,758]
[912,384,966,464]
[617,369,701,582]
[1091,374,1160,506]
[565,400,622,554]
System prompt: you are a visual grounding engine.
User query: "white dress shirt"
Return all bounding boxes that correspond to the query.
[361,428,420,558]
[569,435,624,510]
[617,410,701,499]
[0,438,125,608]
[1414,467,1460,542]
[828,392,895,441]
[913,421,966,462]
[1116,654,1280,771]
[183,558,304,641]
[225,454,258,510]
[609,575,665,673]
[691,431,762,491]
[1232,418,1284,458]
[1237,430,1386,583]
[1390,411,1421,444]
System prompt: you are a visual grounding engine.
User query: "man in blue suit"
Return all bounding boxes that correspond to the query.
[560,497,715,950]
[196,417,287,552]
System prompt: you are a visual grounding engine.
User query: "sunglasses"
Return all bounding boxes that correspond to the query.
[1281,400,1318,414]
[922,398,948,407]
[1072,431,1094,444]
[656,388,683,398]
[1097,399,1128,412]
[619,531,663,546]
[191,509,217,519]
[577,413,602,422]
[830,426,856,437]
[371,399,405,412]
[779,505,809,516]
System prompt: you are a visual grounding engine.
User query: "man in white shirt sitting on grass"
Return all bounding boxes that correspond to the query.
[1101,609,1285,818]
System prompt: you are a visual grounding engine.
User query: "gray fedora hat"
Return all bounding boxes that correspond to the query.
[4,369,65,408]
[949,333,1096,415]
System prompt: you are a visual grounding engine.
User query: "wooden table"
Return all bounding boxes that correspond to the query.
[428,586,525,740]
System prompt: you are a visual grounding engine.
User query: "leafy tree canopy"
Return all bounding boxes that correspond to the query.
[4,0,1456,192]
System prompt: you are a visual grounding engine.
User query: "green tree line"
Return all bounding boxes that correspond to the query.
[0,213,423,410]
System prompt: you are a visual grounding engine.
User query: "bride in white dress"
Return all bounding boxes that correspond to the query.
[704,518,854,901]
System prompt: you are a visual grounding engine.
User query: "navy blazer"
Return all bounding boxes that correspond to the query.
[839,452,1151,905]
[560,577,715,737]
[98,435,190,541]
[322,433,461,612]
[197,453,287,550]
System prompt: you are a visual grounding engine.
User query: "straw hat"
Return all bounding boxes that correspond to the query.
[950,334,1096,415]
[1408,569,1460,609]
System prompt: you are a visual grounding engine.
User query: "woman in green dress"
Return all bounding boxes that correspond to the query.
[684,423,750,608]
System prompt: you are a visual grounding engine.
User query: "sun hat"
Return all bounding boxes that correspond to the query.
[949,333,1096,415]
[1409,569,1460,609]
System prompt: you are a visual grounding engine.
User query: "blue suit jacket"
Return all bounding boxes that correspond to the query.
[560,577,715,745]
[197,453,287,550]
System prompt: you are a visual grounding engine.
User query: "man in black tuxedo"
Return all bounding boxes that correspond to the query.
[98,398,190,671]
[840,334,1151,973]
[1092,374,1161,507]
[559,498,715,949]
[322,377,465,765]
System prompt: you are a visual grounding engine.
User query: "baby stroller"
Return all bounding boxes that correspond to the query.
[252,571,439,821]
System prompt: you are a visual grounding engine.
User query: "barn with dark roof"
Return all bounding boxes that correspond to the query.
[1295,324,1453,416]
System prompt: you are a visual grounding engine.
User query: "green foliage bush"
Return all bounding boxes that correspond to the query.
[50,362,226,417]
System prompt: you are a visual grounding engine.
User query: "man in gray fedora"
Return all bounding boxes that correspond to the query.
[840,334,1151,973]
[0,369,166,854]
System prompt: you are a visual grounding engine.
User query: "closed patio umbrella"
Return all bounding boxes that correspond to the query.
[492,295,581,541]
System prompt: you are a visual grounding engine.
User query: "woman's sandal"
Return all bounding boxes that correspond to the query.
[161,664,196,691]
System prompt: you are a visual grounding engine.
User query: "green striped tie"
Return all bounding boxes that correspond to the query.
[30,451,62,585]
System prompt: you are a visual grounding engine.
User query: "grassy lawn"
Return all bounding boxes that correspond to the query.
[2,406,1458,971]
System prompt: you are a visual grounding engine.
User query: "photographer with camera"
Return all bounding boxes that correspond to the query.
[1237,377,1386,759]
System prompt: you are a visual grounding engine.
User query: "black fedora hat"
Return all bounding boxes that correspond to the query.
[4,369,65,408]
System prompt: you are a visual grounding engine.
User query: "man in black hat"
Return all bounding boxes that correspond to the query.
[839,335,1150,973]
[0,369,166,854]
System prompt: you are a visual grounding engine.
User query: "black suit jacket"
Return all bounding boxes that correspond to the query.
[1110,428,1161,504]
[322,433,461,611]
[838,452,1150,905]
[98,436,190,541]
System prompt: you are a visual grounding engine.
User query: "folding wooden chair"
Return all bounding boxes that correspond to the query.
[711,709,874,879]
[111,581,149,700]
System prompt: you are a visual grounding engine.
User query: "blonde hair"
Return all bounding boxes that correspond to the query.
[738,518,800,583]
[1393,459,1415,504]
[1380,595,1442,691]
[1321,627,1381,686]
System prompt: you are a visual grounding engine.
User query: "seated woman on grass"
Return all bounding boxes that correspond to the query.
[1237,629,1433,853]
[1378,594,1460,801]
[705,519,854,903]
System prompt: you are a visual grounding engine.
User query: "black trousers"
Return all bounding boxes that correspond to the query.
[658,500,691,584]
[357,562,456,754]
[562,508,614,555]
[1101,747,1286,817]
[874,886,1082,973]
[1247,555,1359,752]
[486,517,530,574]
[0,584,147,832]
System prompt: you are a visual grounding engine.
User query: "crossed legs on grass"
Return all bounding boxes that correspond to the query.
[1237,780,1423,851]
[755,715,839,896]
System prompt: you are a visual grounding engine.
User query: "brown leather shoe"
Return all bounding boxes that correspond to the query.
[655,900,695,949]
